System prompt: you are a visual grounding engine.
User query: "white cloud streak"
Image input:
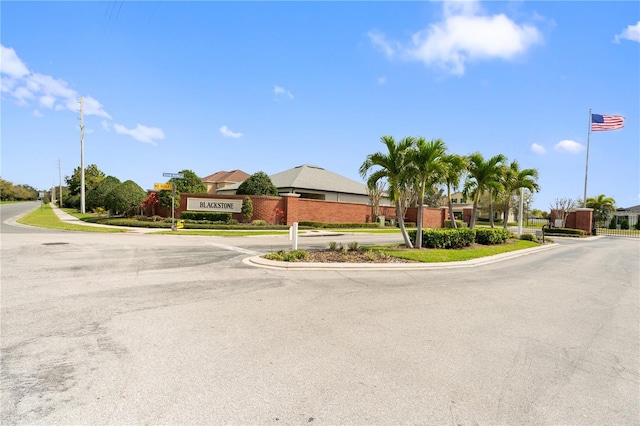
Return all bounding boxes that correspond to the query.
[368,0,543,75]
[219,125,243,139]
[530,143,546,154]
[274,85,294,99]
[554,139,584,154]
[114,123,165,145]
[614,21,640,43]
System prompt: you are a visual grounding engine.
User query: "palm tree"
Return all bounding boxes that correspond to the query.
[441,154,468,228]
[586,194,616,227]
[463,153,506,229]
[499,160,540,229]
[360,136,415,248]
[409,138,447,248]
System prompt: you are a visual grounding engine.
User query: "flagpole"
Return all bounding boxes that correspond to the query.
[582,108,591,208]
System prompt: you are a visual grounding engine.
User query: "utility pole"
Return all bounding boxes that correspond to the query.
[58,159,63,207]
[79,96,85,213]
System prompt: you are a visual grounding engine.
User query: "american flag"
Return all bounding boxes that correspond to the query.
[591,114,624,131]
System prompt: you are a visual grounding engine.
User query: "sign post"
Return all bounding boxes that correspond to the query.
[162,172,184,231]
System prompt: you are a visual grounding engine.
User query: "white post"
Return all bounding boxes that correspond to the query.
[583,108,592,208]
[171,182,176,231]
[517,187,524,237]
[290,222,298,250]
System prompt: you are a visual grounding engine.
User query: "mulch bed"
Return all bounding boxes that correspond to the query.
[304,249,416,263]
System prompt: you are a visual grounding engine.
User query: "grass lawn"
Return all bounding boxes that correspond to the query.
[365,240,541,262]
[18,204,128,233]
[324,228,404,234]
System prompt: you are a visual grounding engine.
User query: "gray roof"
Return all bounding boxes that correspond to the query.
[270,165,367,195]
[217,165,368,195]
[617,204,640,213]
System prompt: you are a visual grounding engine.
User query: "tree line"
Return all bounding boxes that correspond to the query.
[359,136,540,249]
[0,178,41,201]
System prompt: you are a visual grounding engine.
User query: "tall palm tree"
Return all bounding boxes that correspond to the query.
[499,160,540,229]
[463,153,506,229]
[409,138,447,248]
[586,194,616,227]
[360,136,415,248]
[441,154,468,229]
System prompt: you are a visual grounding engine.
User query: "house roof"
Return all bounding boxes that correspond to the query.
[218,165,368,195]
[617,204,640,213]
[270,164,367,195]
[201,170,250,183]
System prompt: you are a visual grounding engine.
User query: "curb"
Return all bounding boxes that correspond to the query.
[243,243,560,271]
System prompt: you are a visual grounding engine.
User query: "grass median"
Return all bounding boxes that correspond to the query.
[18,204,127,233]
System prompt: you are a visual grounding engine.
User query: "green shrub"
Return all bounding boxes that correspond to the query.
[635,221,640,230]
[328,241,340,251]
[620,219,629,230]
[179,211,232,222]
[399,222,416,228]
[298,221,380,229]
[150,215,164,222]
[475,228,511,245]
[347,241,359,251]
[444,220,467,228]
[283,250,308,262]
[544,228,586,237]
[241,197,253,222]
[264,250,285,261]
[409,228,476,249]
[519,233,537,241]
[227,218,239,225]
[608,219,617,229]
[252,219,267,226]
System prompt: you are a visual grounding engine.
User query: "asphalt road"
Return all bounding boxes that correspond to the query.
[1,203,638,425]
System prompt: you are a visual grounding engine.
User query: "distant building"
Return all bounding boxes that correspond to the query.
[218,164,389,205]
[610,205,640,228]
[201,170,250,195]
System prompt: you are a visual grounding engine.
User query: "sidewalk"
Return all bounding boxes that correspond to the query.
[50,204,158,233]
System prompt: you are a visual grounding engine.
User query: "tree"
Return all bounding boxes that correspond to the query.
[409,137,447,249]
[86,176,121,211]
[236,171,278,196]
[360,136,415,248]
[65,164,105,196]
[550,197,577,227]
[241,196,253,223]
[586,194,616,227]
[499,160,540,229]
[441,154,468,228]
[172,169,206,194]
[463,153,506,229]
[104,180,146,217]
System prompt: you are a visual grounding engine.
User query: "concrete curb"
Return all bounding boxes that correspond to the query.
[243,243,561,271]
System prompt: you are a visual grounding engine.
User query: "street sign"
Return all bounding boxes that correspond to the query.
[154,183,173,191]
[163,172,184,178]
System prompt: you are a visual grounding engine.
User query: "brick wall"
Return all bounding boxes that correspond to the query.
[405,207,446,228]
[549,208,593,234]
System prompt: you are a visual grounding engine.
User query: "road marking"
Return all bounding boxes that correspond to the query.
[207,242,259,255]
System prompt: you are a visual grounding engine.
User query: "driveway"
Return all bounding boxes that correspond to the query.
[1,207,638,424]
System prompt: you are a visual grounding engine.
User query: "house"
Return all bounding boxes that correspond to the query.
[610,205,640,228]
[201,170,250,195]
[218,164,387,205]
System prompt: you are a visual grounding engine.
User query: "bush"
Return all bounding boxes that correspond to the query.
[227,218,239,225]
[103,180,146,217]
[543,227,586,237]
[347,241,359,251]
[64,194,80,209]
[519,233,537,241]
[399,222,416,228]
[409,228,476,249]
[475,228,511,245]
[241,197,253,222]
[444,220,467,228]
[298,221,381,229]
[179,211,232,222]
[608,219,617,229]
[252,219,268,226]
[620,219,629,230]
[635,221,640,230]
[328,241,340,251]
[236,171,278,196]
[264,249,308,262]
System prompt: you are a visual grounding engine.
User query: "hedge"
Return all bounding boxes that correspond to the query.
[179,211,232,222]
[474,228,511,245]
[409,228,476,249]
[543,228,586,237]
[444,220,467,228]
[298,221,381,229]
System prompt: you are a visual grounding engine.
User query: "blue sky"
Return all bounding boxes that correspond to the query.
[2,1,638,210]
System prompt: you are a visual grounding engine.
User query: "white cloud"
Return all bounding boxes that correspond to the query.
[274,85,294,99]
[0,45,30,78]
[32,110,44,118]
[101,120,111,132]
[114,123,165,145]
[369,1,543,75]
[219,125,243,139]
[530,143,546,154]
[554,139,584,154]
[0,44,111,119]
[614,21,640,43]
